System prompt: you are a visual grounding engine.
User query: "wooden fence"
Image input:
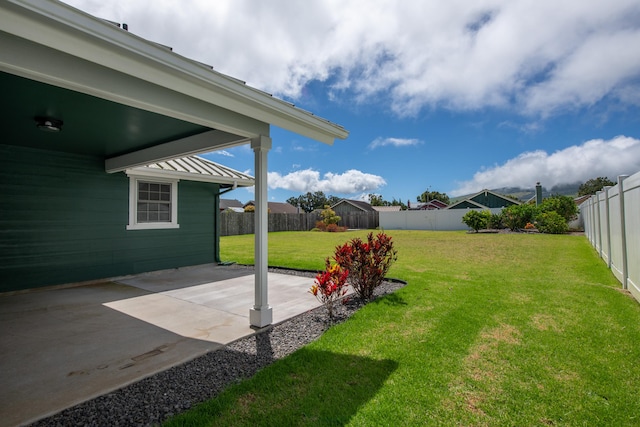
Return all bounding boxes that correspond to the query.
[220,211,379,236]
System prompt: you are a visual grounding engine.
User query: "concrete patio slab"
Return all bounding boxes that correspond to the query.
[0,264,320,427]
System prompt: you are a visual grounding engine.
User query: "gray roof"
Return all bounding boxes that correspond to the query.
[220,199,244,209]
[332,199,377,212]
[244,201,298,213]
[130,155,254,187]
[372,206,402,212]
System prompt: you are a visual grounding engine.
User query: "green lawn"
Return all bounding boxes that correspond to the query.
[166,231,640,426]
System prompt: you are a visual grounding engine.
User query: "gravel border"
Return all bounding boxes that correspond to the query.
[31,268,405,427]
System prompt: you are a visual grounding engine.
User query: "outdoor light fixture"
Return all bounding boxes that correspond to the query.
[35,116,63,132]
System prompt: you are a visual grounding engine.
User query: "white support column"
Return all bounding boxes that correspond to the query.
[250,135,273,328]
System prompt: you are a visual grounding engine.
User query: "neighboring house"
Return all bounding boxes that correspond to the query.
[408,200,448,210]
[331,199,377,214]
[1,0,347,329]
[220,199,244,212]
[243,201,299,213]
[447,189,520,209]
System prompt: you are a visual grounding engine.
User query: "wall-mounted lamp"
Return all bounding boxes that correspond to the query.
[35,116,63,132]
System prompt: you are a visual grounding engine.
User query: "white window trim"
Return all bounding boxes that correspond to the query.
[126,172,179,230]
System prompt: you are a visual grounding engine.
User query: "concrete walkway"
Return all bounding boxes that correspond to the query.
[0,264,320,427]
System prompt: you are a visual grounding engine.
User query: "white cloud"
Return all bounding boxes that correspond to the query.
[62,0,640,118]
[369,137,423,149]
[450,135,640,196]
[268,168,386,194]
[212,150,234,157]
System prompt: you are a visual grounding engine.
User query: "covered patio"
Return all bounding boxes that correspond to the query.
[0,0,347,327]
[0,264,322,427]
[0,3,347,423]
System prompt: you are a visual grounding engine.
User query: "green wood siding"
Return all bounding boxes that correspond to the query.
[449,200,481,209]
[0,145,218,292]
[470,192,517,208]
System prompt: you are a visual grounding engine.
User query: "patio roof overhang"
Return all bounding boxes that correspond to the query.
[127,155,255,188]
[0,0,348,328]
[0,0,348,163]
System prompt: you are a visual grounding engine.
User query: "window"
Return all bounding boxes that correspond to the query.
[127,175,179,230]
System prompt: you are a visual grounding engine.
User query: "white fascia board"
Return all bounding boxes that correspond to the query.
[2,0,349,145]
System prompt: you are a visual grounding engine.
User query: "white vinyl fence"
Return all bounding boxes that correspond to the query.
[582,172,640,303]
[380,208,504,231]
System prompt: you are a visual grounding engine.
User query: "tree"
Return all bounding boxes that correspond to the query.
[368,194,387,206]
[327,195,342,207]
[538,194,578,222]
[390,198,408,210]
[578,177,615,196]
[367,194,407,210]
[286,191,335,213]
[320,205,341,226]
[417,190,450,205]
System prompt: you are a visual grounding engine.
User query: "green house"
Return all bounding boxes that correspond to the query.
[447,189,521,210]
[0,0,348,326]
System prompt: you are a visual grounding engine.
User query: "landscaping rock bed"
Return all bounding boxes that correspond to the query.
[31,268,405,427]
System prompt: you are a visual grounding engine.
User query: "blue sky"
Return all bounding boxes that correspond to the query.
[65,0,640,203]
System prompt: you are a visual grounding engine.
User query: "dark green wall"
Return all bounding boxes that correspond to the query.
[449,200,480,209]
[0,144,218,292]
[450,192,519,209]
[470,192,518,208]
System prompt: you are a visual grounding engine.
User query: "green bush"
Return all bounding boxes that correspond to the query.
[502,204,537,231]
[536,211,569,234]
[538,194,578,222]
[487,213,504,229]
[462,210,491,232]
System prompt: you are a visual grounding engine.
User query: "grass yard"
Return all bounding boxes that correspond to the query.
[166,231,640,426]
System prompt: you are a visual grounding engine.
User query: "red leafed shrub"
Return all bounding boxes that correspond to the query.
[309,261,349,319]
[326,223,339,232]
[326,223,347,232]
[315,221,346,232]
[333,232,398,301]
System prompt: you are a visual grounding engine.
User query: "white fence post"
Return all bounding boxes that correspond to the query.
[603,186,612,268]
[595,191,602,256]
[618,175,629,290]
